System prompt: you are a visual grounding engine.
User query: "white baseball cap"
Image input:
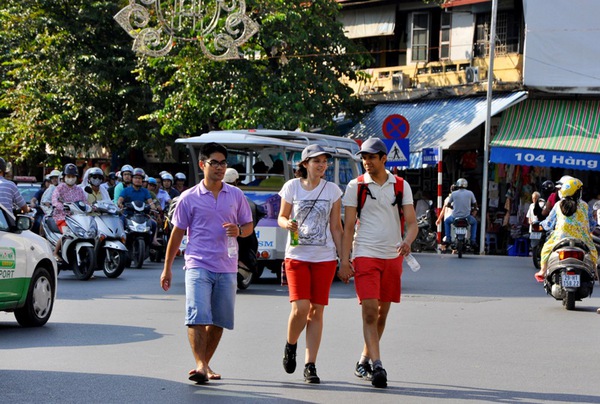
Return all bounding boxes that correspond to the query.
[224,168,239,184]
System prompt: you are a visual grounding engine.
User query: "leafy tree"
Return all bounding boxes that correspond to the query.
[0,0,157,168]
[138,0,373,137]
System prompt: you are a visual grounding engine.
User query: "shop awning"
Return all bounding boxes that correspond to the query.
[339,5,396,39]
[346,91,528,168]
[490,99,600,171]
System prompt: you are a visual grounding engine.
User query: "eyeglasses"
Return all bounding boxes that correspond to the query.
[205,160,228,168]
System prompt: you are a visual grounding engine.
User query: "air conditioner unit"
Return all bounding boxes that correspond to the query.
[465,66,479,84]
[392,72,406,90]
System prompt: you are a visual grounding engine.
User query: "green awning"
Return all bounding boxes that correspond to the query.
[490,99,600,170]
[492,99,600,152]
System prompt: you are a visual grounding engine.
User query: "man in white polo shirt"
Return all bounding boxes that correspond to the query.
[339,138,417,389]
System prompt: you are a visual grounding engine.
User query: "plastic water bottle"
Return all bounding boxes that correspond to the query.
[227,236,237,258]
[290,219,299,246]
[404,253,421,272]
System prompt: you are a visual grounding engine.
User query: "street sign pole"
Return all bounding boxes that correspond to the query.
[437,147,443,253]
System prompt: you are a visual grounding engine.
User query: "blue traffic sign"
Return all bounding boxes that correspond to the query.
[383,139,410,167]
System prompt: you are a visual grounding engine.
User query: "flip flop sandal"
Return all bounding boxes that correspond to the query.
[188,369,208,384]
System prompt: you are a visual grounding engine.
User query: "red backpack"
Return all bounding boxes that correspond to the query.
[356,174,405,235]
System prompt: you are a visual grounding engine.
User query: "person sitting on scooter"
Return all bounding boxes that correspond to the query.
[444,178,478,250]
[51,163,89,261]
[81,167,111,204]
[535,177,598,281]
[118,168,160,246]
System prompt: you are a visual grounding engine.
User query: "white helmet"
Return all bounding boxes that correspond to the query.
[175,172,186,181]
[120,164,134,174]
[456,178,468,189]
[161,172,174,182]
[49,169,62,178]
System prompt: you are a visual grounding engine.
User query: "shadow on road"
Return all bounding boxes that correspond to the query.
[0,323,162,348]
[1,371,598,404]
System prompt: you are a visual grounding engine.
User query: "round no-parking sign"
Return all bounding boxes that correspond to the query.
[382,114,410,139]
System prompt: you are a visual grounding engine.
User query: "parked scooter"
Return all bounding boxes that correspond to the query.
[42,201,97,280]
[123,201,153,269]
[92,200,128,278]
[541,237,596,310]
[411,207,437,252]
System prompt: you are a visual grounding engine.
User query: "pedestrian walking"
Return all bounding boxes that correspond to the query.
[338,138,418,389]
[277,144,343,384]
[160,142,253,384]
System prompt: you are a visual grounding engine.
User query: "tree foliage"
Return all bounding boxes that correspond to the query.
[0,0,157,167]
[0,0,372,171]
[138,0,373,137]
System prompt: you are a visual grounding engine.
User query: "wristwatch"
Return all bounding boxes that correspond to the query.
[237,224,243,237]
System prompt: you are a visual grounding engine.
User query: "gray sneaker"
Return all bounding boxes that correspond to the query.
[371,366,387,388]
[354,362,373,381]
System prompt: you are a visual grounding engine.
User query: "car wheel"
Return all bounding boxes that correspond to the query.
[14,267,55,327]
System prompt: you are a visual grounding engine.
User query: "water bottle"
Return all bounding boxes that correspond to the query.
[290,219,299,246]
[227,236,237,258]
[404,253,421,272]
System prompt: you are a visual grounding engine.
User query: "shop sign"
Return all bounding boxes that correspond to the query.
[422,148,440,165]
[491,147,599,170]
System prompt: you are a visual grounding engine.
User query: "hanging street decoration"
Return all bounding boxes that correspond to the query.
[114,0,260,60]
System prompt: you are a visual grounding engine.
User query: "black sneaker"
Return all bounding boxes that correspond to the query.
[371,366,387,388]
[354,362,373,381]
[303,363,320,384]
[283,343,297,374]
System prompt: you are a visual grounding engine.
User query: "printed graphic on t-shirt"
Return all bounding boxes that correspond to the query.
[296,199,329,246]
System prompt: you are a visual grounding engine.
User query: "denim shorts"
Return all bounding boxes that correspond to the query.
[185,268,237,330]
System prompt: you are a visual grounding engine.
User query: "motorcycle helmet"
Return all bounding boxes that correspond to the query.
[456,178,468,189]
[147,177,157,185]
[63,163,78,176]
[541,180,554,193]
[161,172,174,182]
[120,164,134,174]
[558,177,582,198]
[175,172,186,182]
[108,172,116,180]
[555,175,574,189]
[87,167,104,187]
[132,168,145,178]
[49,169,62,178]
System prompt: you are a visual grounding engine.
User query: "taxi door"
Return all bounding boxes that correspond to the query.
[0,211,29,305]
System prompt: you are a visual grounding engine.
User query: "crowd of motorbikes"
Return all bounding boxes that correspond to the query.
[31,194,171,281]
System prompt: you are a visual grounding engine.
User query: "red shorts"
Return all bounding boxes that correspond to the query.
[285,259,337,306]
[56,219,68,233]
[353,256,403,303]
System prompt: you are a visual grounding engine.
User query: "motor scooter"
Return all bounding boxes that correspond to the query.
[541,237,596,310]
[530,222,547,269]
[411,209,437,253]
[450,217,470,258]
[123,201,153,269]
[92,200,128,278]
[42,201,97,280]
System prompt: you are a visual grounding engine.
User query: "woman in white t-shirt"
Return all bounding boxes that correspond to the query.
[277,144,343,384]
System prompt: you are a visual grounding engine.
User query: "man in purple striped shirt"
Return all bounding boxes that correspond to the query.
[0,158,29,214]
[160,142,253,384]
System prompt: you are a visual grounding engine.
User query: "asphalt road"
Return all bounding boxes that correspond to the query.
[2,253,600,404]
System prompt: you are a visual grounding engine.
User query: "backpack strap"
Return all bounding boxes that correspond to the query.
[356,175,368,219]
[356,174,405,235]
[391,175,405,235]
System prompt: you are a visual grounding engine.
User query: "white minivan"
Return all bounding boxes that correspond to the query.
[176,129,362,279]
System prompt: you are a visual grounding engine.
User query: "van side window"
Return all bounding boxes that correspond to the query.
[339,159,354,189]
[0,211,10,232]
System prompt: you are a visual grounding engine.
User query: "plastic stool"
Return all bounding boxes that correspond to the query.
[514,237,529,257]
[485,233,498,254]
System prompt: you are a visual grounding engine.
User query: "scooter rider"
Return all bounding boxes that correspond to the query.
[161,172,180,199]
[81,167,111,204]
[118,168,159,246]
[113,164,134,205]
[51,163,89,260]
[444,178,478,249]
[174,172,187,193]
